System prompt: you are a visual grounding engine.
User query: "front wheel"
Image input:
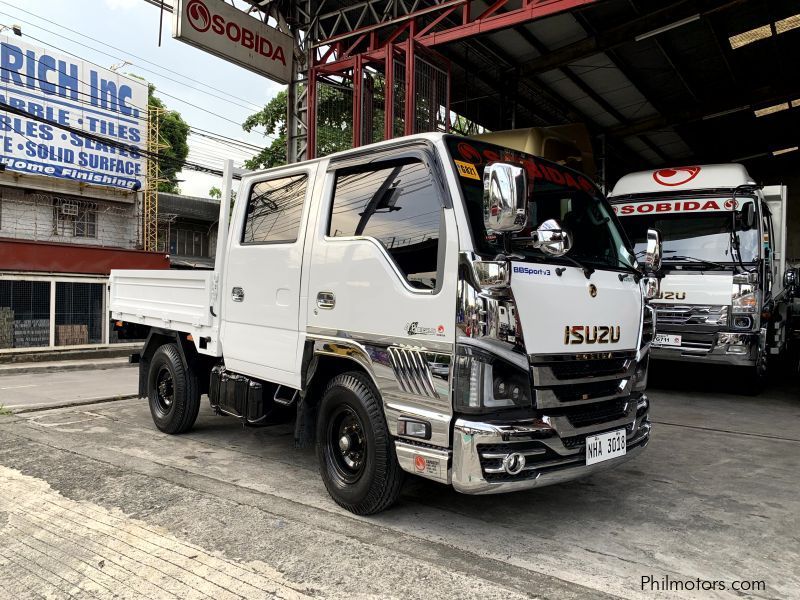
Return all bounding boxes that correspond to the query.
[147,343,200,434]
[741,351,768,396]
[316,371,404,515]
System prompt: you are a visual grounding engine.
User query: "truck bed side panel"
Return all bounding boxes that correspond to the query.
[109,269,215,334]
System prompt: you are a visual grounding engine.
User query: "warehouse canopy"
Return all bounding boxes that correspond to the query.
[246,0,800,184]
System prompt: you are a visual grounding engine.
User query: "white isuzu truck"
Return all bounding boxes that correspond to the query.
[110,133,659,514]
[609,164,793,388]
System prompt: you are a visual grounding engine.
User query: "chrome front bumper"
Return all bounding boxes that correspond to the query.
[652,331,761,367]
[448,394,650,494]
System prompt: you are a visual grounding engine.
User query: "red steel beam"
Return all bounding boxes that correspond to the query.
[417,0,598,47]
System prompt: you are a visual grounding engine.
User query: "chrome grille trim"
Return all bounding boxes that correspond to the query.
[654,304,728,326]
[388,346,439,398]
[530,351,637,409]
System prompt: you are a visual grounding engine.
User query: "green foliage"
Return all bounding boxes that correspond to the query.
[149,84,190,193]
[208,186,236,206]
[242,83,359,170]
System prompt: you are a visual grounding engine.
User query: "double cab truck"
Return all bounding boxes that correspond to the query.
[110,133,658,514]
[609,164,793,388]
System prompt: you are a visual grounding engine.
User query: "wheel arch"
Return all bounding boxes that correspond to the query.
[138,329,201,397]
[294,337,382,448]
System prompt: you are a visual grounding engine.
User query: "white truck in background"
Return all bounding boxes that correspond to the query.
[110,133,659,514]
[609,164,795,389]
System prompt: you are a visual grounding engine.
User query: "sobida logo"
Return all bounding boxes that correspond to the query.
[185,0,287,65]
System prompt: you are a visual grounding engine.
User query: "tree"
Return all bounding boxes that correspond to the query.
[242,83,358,170]
[208,186,236,202]
[149,84,190,193]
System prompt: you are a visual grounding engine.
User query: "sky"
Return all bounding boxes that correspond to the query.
[3,0,284,196]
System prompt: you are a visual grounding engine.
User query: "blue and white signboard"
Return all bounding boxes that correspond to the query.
[0,36,148,191]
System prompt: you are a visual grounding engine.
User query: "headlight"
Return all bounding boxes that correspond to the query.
[732,282,757,314]
[453,345,532,413]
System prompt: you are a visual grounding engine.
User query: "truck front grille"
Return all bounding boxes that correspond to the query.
[549,379,625,403]
[530,351,635,409]
[655,304,728,327]
[548,357,629,380]
[562,398,628,427]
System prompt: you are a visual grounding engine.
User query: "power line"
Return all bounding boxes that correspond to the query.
[0,100,236,178]
[0,25,277,140]
[0,8,265,114]
[0,63,270,156]
[188,129,263,153]
[0,1,266,111]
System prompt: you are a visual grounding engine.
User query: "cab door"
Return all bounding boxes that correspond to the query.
[305,147,459,447]
[306,150,458,346]
[220,166,316,388]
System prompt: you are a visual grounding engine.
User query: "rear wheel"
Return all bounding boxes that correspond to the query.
[147,343,200,434]
[316,371,403,515]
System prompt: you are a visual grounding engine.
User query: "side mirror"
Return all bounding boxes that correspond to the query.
[473,260,511,290]
[483,162,528,233]
[641,276,660,300]
[532,218,572,257]
[645,228,662,273]
[740,201,756,229]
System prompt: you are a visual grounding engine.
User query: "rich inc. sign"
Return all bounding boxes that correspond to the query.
[0,36,148,191]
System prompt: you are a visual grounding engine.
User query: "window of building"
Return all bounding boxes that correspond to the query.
[52,199,97,238]
[242,174,307,244]
[168,224,209,257]
[330,159,442,290]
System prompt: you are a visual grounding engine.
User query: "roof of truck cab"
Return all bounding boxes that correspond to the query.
[608,164,756,199]
[244,133,450,179]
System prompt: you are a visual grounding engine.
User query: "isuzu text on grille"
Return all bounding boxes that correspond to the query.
[564,325,621,345]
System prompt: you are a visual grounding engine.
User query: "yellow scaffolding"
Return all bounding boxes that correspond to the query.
[143,105,167,252]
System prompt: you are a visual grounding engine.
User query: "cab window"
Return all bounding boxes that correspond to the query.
[329,158,443,290]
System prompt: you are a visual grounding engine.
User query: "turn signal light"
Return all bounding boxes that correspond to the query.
[398,418,431,440]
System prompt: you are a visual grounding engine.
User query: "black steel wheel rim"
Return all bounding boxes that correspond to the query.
[327,404,367,484]
[155,365,175,414]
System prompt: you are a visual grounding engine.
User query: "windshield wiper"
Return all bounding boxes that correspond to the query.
[662,253,727,269]
[511,238,594,279]
[560,255,594,280]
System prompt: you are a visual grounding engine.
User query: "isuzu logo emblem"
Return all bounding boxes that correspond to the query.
[589,284,597,298]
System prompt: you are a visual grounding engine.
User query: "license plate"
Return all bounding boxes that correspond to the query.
[653,333,681,347]
[585,428,626,466]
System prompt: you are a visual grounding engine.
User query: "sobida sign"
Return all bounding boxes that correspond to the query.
[173,0,293,84]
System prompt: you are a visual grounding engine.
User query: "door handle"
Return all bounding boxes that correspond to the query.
[316,291,335,309]
[231,287,245,302]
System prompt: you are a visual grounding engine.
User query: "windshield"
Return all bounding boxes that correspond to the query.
[445,137,635,271]
[613,197,759,265]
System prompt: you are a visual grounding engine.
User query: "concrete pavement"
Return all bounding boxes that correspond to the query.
[0,364,798,598]
[0,365,137,412]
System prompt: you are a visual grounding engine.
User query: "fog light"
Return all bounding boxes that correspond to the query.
[398,418,431,439]
[503,452,526,475]
[727,346,748,354]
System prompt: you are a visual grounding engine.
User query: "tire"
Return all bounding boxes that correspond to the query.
[147,343,200,434]
[741,352,768,396]
[316,371,404,515]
